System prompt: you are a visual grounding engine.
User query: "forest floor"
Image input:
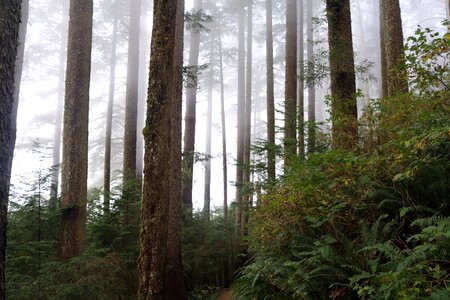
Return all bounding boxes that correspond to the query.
[216,289,233,300]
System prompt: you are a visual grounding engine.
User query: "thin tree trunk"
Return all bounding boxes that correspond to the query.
[381,0,408,97]
[326,0,358,150]
[446,0,450,22]
[242,2,253,231]
[356,0,371,109]
[266,0,276,181]
[59,0,93,259]
[203,36,214,221]
[138,0,181,297]
[218,24,228,218]
[50,0,67,209]
[0,1,22,298]
[307,0,315,153]
[235,0,246,228]
[284,0,297,168]
[182,0,202,215]
[103,1,118,213]
[297,0,305,158]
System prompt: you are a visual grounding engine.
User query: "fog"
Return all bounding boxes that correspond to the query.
[10,0,448,211]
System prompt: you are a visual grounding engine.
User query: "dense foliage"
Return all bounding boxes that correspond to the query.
[233,25,449,299]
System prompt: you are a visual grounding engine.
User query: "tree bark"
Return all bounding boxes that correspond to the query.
[306,0,315,153]
[50,0,67,209]
[103,1,118,213]
[182,0,202,215]
[138,0,182,298]
[164,0,185,298]
[284,0,297,168]
[381,0,408,97]
[266,0,276,181]
[59,0,93,259]
[0,1,21,298]
[326,0,358,150]
[297,0,305,158]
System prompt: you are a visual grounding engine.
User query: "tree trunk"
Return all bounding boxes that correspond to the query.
[138,0,182,298]
[164,0,185,298]
[266,0,276,181]
[0,1,21,298]
[103,1,118,213]
[218,24,228,217]
[123,0,141,210]
[50,0,67,209]
[59,0,93,259]
[297,0,305,158]
[242,2,253,231]
[381,0,408,97]
[446,0,450,23]
[307,0,316,153]
[182,0,202,215]
[235,0,246,228]
[284,0,297,168]
[203,36,214,221]
[326,0,358,150]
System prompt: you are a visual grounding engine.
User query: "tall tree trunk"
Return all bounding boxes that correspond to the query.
[59,0,93,259]
[306,0,315,153]
[123,0,141,212]
[182,0,202,215]
[381,0,408,97]
[0,1,22,298]
[218,24,228,217]
[242,2,253,230]
[103,1,118,213]
[284,0,297,168]
[326,0,358,150]
[138,0,182,298]
[235,0,246,228]
[266,0,276,181]
[164,0,185,298]
[50,0,68,209]
[297,0,305,158]
[203,36,214,221]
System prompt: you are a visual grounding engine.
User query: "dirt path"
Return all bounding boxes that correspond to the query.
[216,289,233,300]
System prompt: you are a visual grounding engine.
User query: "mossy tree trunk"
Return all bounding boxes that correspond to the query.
[0,1,21,298]
[59,0,93,259]
[326,0,358,150]
[164,0,185,298]
[138,0,184,298]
